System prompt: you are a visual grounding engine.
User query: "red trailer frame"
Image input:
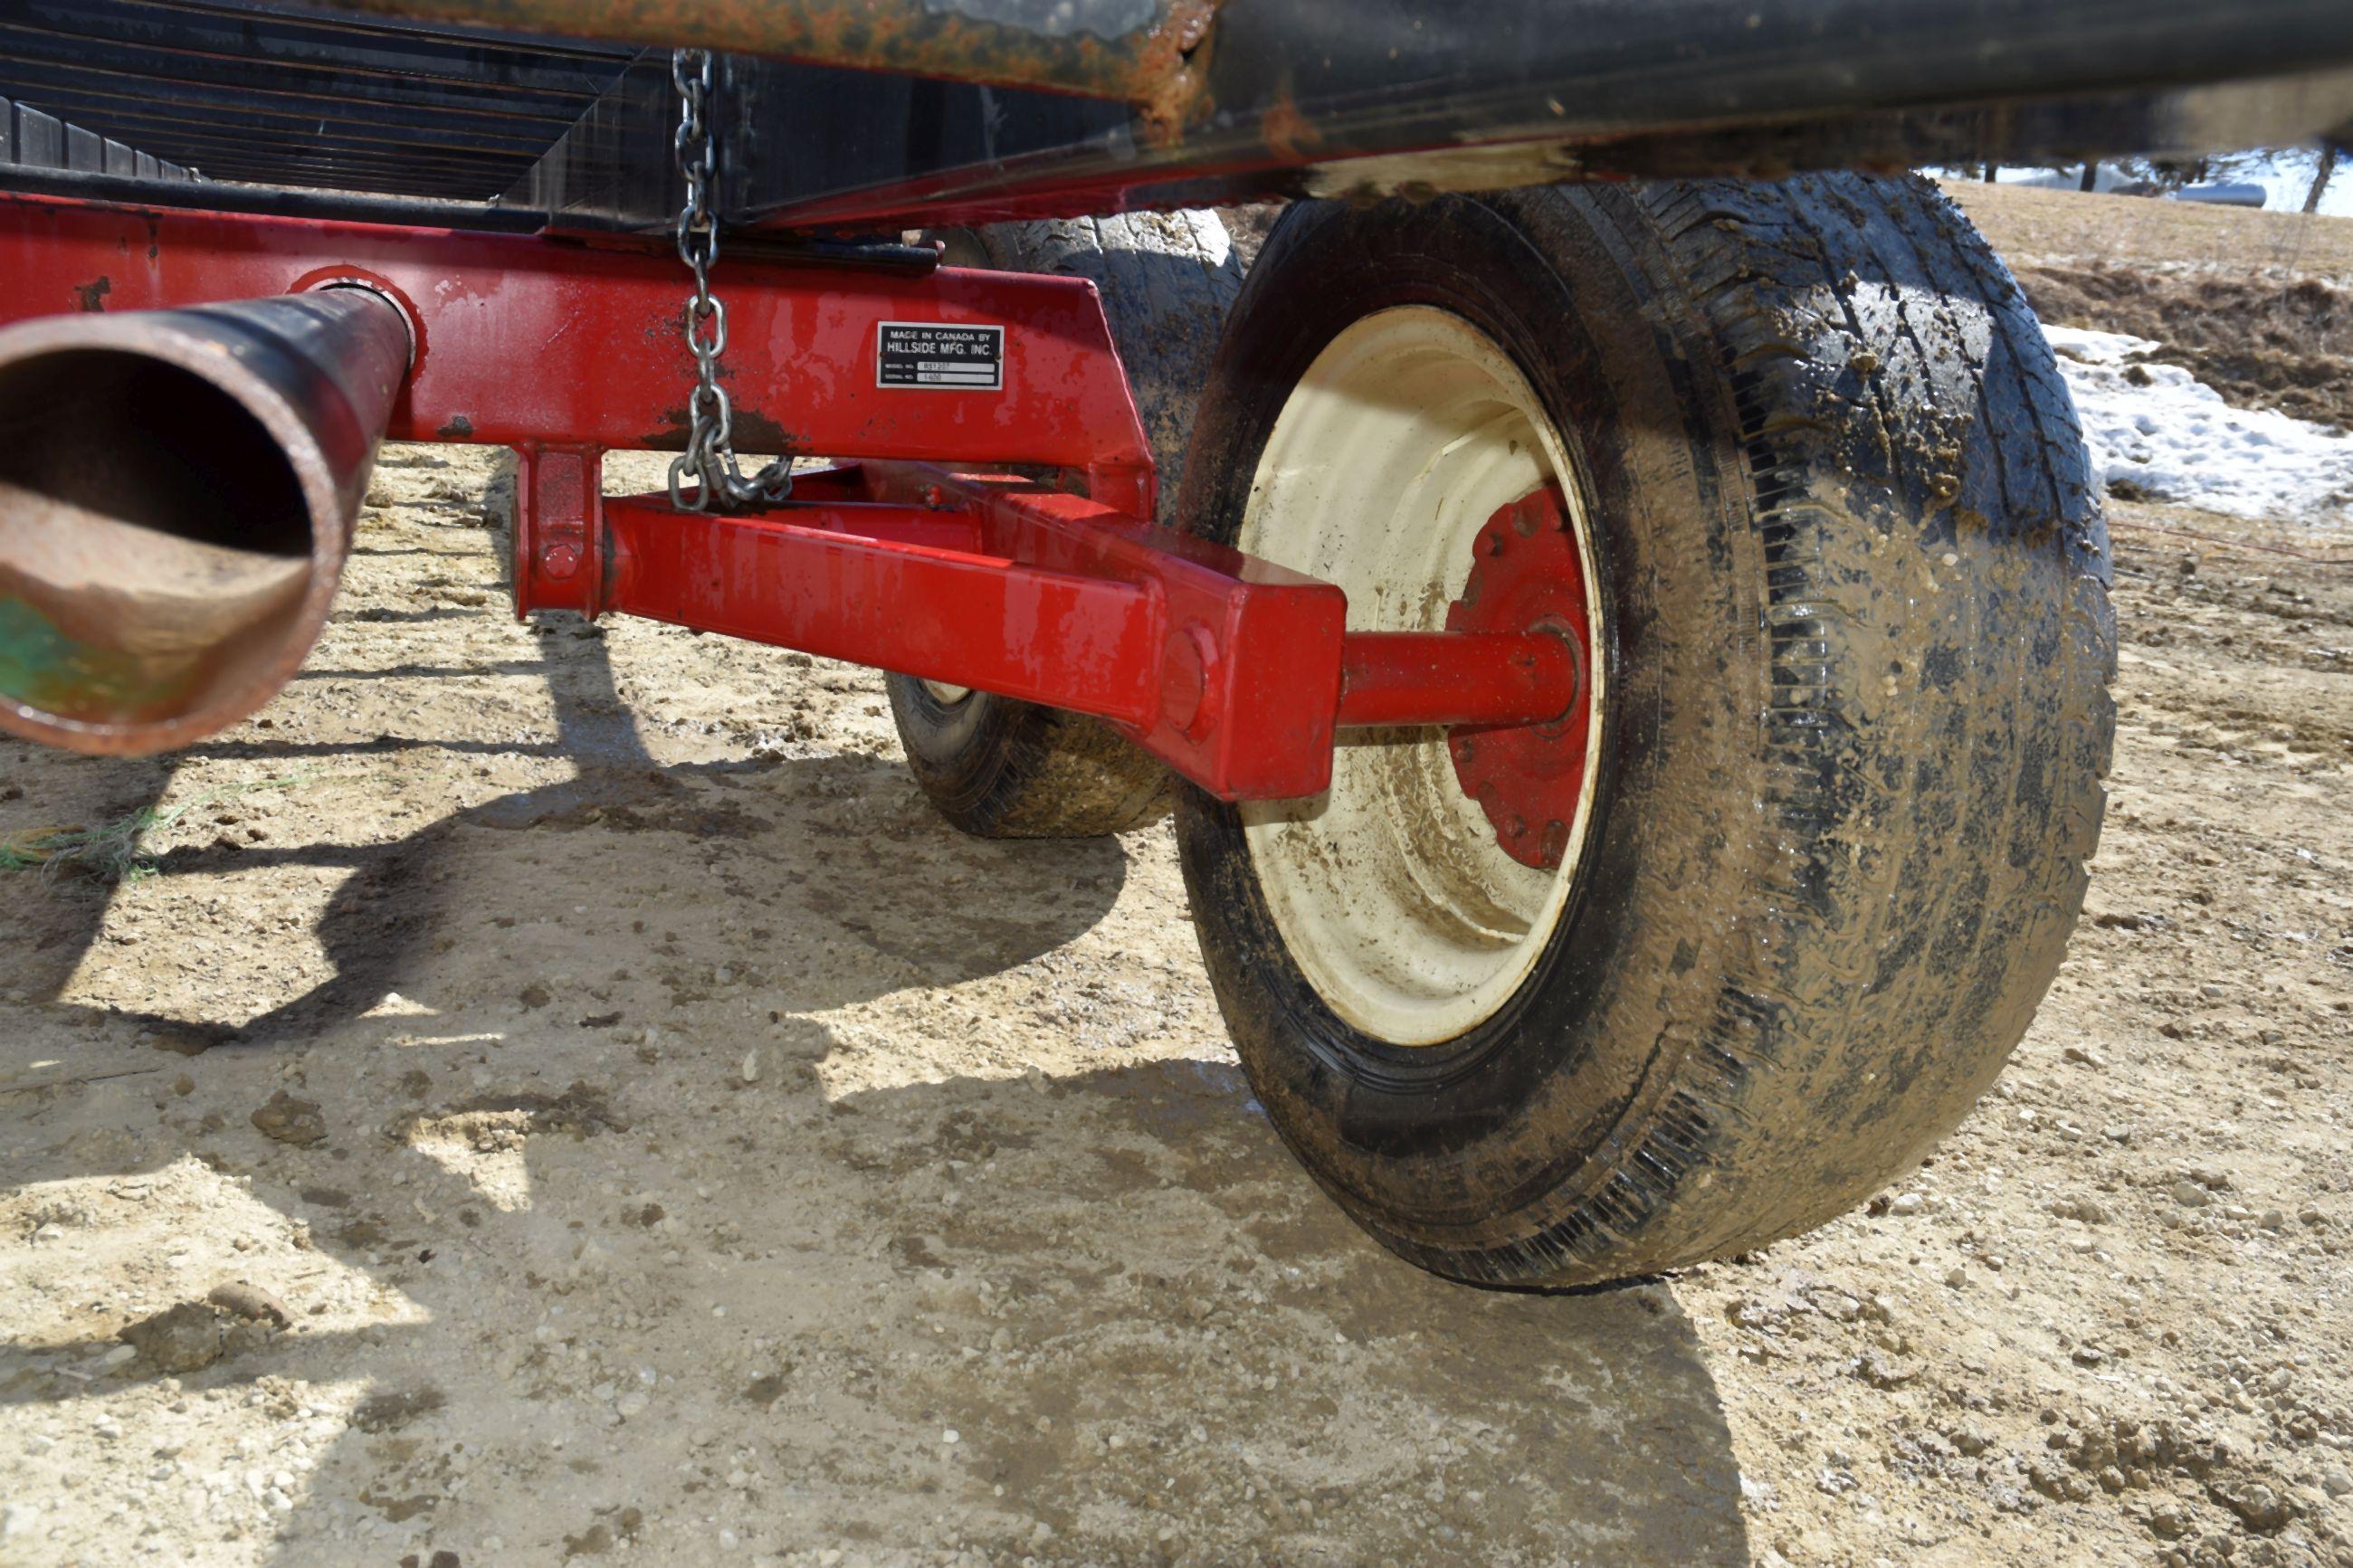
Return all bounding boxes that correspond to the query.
[0,188,1582,798]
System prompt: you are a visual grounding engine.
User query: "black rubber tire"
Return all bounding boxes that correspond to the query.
[1175,175,2116,1288]
[888,212,1243,839]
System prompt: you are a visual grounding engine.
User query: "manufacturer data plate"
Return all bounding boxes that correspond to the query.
[876,321,1005,391]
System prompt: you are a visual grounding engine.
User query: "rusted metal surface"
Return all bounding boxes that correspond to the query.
[700,1,2353,232]
[325,0,1218,122]
[1443,487,1595,870]
[0,287,411,755]
[12,3,2352,237]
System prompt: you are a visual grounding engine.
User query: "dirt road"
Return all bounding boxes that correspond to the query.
[4,239,2352,1566]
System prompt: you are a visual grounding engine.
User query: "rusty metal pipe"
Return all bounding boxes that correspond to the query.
[0,289,413,755]
[319,0,1215,110]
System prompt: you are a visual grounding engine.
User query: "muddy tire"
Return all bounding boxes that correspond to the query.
[1175,175,2116,1288]
[888,212,1243,838]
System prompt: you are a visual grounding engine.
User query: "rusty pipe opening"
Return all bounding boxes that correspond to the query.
[0,289,412,755]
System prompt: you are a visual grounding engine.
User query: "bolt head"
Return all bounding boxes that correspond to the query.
[1160,622,1220,741]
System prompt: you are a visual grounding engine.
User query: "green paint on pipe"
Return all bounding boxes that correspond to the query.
[0,596,198,721]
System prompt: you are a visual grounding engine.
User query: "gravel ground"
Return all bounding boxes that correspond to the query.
[0,380,2349,1563]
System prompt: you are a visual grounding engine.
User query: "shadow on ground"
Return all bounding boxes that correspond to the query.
[1,574,1748,1566]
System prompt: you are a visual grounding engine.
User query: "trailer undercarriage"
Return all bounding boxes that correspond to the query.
[2,0,2347,1287]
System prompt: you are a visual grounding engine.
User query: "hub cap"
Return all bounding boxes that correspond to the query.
[1444,487,1594,870]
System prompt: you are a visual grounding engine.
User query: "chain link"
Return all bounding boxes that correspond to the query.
[666,49,793,514]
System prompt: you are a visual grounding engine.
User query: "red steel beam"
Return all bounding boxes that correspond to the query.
[521,465,1583,801]
[604,492,1163,727]
[525,463,1361,800]
[0,191,1156,515]
[853,464,1353,801]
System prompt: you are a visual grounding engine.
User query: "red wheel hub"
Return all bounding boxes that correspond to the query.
[1444,487,1595,870]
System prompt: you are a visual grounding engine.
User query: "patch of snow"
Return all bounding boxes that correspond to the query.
[2041,325,2353,526]
[2235,148,2352,220]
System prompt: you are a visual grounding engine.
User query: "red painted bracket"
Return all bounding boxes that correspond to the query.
[526,463,1354,799]
[516,462,1577,802]
[512,444,605,616]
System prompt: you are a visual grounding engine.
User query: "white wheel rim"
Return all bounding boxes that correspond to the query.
[920,680,974,705]
[1238,307,1605,1048]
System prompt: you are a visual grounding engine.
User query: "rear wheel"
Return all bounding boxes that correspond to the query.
[1176,175,2115,1288]
[888,213,1241,839]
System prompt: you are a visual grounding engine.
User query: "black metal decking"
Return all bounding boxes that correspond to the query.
[0,0,634,202]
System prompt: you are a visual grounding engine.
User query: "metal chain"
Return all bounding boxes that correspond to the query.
[666,48,793,514]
